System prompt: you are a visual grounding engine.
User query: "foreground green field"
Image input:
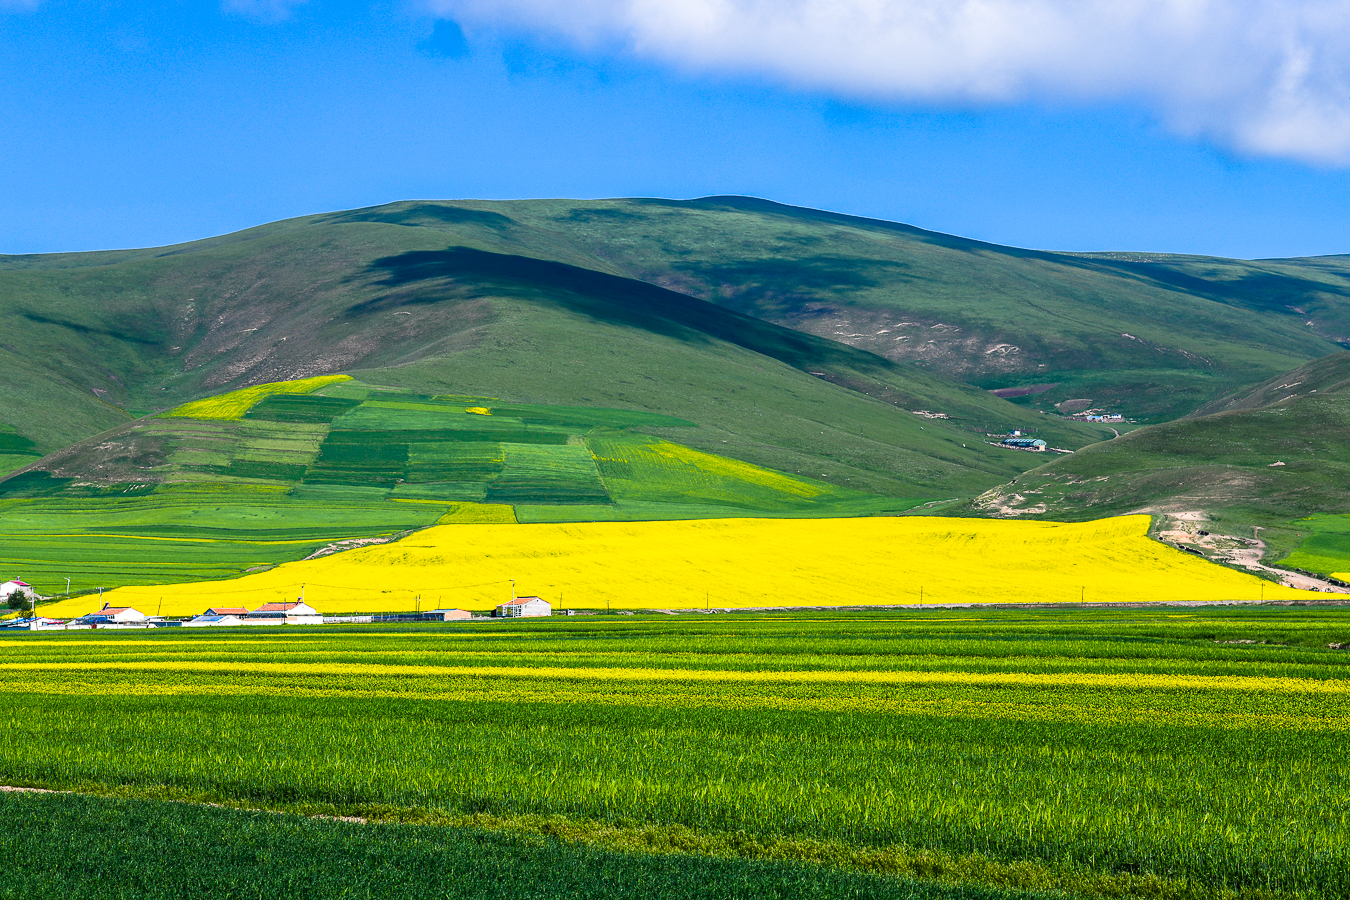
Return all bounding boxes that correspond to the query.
[2,609,1347,899]
[0,792,1052,900]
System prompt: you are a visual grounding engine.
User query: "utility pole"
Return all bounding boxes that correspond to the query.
[65,577,70,598]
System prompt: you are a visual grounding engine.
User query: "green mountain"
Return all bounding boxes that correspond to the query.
[0,200,1134,499]
[3,198,1346,456]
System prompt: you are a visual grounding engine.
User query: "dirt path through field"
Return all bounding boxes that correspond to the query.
[0,784,368,823]
[1154,512,1346,593]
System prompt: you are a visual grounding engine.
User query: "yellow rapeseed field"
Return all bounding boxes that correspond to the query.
[161,375,351,420]
[60,514,1334,617]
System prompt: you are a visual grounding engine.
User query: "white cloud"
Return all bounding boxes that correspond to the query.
[223,0,308,24]
[426,0,1350,165]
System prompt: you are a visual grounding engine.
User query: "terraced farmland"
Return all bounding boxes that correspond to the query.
[1,609,1347,899]
[0,378,905,598]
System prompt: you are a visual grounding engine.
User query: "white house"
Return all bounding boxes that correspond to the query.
[89,606,146,624]
[0,579,35,600]
[247,601,322,625]
[495,596,551,618]
[183,613,244,628]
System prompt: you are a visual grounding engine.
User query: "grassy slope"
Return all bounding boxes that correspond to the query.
[375,197,1346,421]
[959,352,1350,571]
[1190,350,1350,415]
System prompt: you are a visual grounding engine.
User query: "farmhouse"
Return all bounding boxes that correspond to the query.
[1001,437,1047,451]
[71,606,149,628]
[0,579,34,598]
[247,601,322,625]
[206,607,250,616]
[495,596,551,618]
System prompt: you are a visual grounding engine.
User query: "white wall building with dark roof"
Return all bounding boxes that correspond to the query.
[183,613,245,628]
[246,601,322,625]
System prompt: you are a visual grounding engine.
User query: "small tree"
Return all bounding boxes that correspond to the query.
[6,590,29,611]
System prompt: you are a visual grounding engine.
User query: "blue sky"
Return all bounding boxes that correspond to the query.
[3,0,1350,258]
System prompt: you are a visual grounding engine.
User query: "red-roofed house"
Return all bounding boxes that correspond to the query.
[0,579,34,599]
[206,607,250,616]
[494,596,551,618]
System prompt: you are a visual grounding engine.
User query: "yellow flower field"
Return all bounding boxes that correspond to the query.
[161,374,350,420]
[51,514,1335,617]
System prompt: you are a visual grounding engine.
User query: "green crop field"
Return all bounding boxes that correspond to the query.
[1279,515,1350,576]
[0,793,1044,900]
[0,483,445,597]
[1,609,1347,900]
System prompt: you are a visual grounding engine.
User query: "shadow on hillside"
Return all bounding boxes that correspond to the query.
[359,247,891,375]
[324,204,515,231]
[20,312,163,346]
[1062,258,1350,314]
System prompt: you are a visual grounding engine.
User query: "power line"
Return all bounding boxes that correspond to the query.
[107,578,516,597]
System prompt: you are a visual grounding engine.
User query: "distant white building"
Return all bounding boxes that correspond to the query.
[495,596,551,618]
[247,601,322,625]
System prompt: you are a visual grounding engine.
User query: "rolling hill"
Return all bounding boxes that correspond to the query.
[962,352,1350,578]
[0,200,1141,497]
[1,197,1346,459]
